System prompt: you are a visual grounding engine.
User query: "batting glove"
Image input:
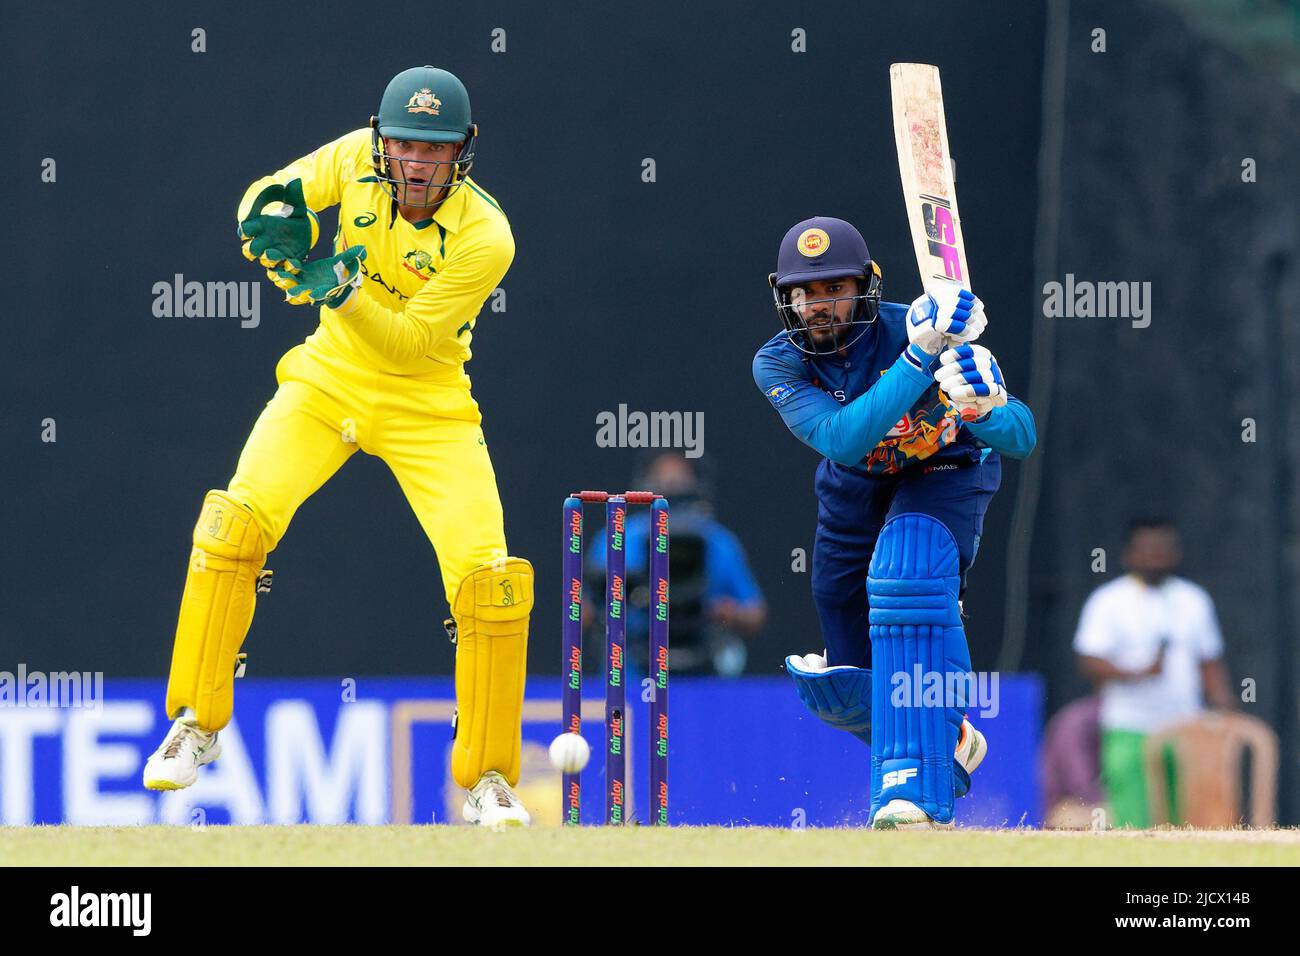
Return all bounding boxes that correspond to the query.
[935,343,1007,421]
[906,285,986,354]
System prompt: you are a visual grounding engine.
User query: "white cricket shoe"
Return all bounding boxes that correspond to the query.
[956,718,987,775]
[872,720,987,829]
[872,798,952,830]
[463,771,531,828]
[142,714,221,790]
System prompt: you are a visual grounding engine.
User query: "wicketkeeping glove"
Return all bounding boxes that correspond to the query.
[269,245,367,309]
[238,179,320,269]
[935,343,1007,421]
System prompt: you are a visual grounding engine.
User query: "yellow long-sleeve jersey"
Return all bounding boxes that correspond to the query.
[237,128,514,374]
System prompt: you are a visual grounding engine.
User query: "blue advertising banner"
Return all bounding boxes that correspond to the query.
[0,675,1042,827]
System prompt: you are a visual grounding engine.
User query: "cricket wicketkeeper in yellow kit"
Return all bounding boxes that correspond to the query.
[143,65,535,827]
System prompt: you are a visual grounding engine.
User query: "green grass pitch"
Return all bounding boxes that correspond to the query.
[5,825,1299,866]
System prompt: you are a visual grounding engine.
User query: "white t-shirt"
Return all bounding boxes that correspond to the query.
[1072,574,1224,733]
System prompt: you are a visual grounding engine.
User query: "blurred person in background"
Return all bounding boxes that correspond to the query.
[1039,695,1102,828]
[1073,517,1235,828]
[585,453,766,675]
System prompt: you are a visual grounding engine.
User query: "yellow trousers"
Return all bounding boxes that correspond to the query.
[231,338,508,599]
[164,337,531,789]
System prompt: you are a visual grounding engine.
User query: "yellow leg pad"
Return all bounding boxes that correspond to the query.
[450,557,534,789]
[164,490,266,733]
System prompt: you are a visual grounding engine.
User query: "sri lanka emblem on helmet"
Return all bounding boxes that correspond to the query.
[403,249,436,279]
[797,227,830,257]
[405,88,442,115]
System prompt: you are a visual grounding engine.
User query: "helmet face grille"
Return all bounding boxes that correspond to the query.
[773,270,882,356]
[370,125,477,209]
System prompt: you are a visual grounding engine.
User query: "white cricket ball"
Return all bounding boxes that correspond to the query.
[548,732,591,773]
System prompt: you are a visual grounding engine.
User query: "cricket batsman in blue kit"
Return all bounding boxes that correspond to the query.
[753,217,1037,829]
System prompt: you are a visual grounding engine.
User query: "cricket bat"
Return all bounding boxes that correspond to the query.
[890,63,970,292]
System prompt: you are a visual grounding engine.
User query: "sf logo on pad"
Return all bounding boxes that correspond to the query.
[882,767,919,790]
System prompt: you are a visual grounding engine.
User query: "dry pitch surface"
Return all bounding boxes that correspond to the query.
[4,825,1299,866]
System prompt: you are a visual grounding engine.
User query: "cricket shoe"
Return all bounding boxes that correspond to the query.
[872,799,953,830]
[956,719,987,775]
[463,771,531,828]
[142,714,221,790]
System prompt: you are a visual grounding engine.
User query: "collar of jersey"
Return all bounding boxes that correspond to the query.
[374,175,468,232]
[429,179,468,233]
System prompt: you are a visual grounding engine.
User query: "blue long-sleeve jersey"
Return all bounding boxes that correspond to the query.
[752,301,1037,476]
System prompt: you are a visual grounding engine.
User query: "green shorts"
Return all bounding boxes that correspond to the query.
[1100,728,1179,828]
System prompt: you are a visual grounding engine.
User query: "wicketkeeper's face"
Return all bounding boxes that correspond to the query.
[790,277,864,348]
[383,137,464,205]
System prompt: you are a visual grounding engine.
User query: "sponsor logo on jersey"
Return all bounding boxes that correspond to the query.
[353,212,378,228]
[364,270,407,300]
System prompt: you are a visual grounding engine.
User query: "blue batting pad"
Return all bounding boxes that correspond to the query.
[868,513,972,824]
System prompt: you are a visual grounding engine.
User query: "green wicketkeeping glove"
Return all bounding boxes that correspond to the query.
[269,245,367,309]
[238,178,320,268]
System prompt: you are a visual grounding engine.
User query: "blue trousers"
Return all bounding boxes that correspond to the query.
[811,456,1001,668]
